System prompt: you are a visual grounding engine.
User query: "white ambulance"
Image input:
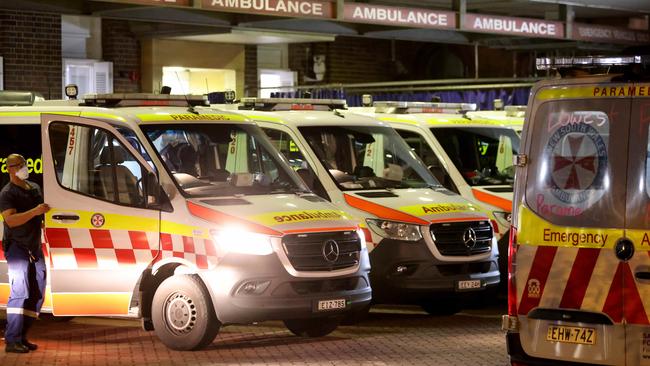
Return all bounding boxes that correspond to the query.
[350,101,521,284]
[0,92,372,350]
[223,98,500,315]
[503,56,650,365]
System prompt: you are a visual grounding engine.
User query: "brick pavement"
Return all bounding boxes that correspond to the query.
[0,305,508,366]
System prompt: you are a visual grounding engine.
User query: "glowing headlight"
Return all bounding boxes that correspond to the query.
[493,211,512,229]
[366,219,422,242]
[212,227,274,256]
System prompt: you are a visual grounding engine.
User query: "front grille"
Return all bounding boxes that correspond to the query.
[430,221,493,256]
[282,230,361,271]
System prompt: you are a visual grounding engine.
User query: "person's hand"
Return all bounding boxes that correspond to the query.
[33,203,50,215]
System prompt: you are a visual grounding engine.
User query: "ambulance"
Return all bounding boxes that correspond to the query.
[502,56,650,365]
[223,98,500,315]
[350,101,521,285]
[467,105,526,134]
[0,92,372,350]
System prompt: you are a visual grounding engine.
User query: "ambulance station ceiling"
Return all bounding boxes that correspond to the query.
[4,0,649,51]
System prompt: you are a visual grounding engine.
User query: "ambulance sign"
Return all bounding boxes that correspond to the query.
[203,0,333,18]
[343,3,456,29]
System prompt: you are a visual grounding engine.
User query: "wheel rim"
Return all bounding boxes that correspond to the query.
[164,292,197,335]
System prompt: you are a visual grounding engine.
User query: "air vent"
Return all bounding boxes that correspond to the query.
[356,191,399,198]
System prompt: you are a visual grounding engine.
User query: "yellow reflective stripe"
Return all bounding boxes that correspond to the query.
[399,202,482,216]
[251,210,351,226]
[535,84,650,100]
[80,111,126,122]
[378,117,418,125]
[517,206,620,249]
[46,211,158,231]
[247,115,284,123]
[625,229,650,250]
[51,292,131,316]
[136,113,247,122]
[44,210,208,238]
[160,220,209,239]
[0,111,79,117]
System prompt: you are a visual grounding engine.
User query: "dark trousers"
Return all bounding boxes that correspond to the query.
[4,244,46,344]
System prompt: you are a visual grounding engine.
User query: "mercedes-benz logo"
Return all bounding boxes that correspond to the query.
[322,239,340,263]
[463,228,477,249]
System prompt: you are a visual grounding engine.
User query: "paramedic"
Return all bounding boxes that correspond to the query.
[0,154,50,353]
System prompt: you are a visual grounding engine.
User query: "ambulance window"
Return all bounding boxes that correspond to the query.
[49,123,146,208]
[430,127,519,187]
[262,128,330,200]
[395,129,457,192]
[117,127,156,173]
[525,99,629,227]
[0,125,42,189]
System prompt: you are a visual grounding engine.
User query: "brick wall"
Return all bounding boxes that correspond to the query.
[102,19,141,93]
[288,36,520,84]
[244,45,258,97]
[0,10,62,98]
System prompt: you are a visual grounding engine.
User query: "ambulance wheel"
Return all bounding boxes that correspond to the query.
[152,275,220,351]
[284,316,340,337]
[420,299,460,316]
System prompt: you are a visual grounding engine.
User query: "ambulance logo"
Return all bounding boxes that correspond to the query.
[547,123,607,204]
[91,213,105,228]
[527,278,541,298]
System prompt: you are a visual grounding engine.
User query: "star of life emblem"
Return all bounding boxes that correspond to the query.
[91,213,105,228]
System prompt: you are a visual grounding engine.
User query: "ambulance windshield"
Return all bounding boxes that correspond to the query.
[431,127,520,187]
[298,125,440,191]
[142,123,308,197]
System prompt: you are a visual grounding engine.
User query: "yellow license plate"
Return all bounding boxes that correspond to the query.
[546,325,596,345]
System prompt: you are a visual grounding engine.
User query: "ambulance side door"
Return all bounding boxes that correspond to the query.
[40,114,161,316]
[625,93,650,366]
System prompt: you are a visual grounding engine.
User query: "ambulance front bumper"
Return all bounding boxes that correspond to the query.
[198,251,372,325]
[369,238,500,303]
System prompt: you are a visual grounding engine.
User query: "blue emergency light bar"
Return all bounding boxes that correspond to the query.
[83,93,209,107]
[239,97,347,111]
[373,101,477,114]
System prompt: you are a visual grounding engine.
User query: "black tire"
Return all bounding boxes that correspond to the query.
[420,299,460,316]
[152,275,220,351]
[284,316,341,337]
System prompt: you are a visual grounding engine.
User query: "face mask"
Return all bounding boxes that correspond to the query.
[16,166,29,180]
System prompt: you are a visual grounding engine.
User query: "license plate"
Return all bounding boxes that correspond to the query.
[457,280,482,291]
[546,325,597,345]
[316,299,347,311]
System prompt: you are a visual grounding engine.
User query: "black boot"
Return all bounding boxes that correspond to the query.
[5,342,29,353]
[21,339,37,351]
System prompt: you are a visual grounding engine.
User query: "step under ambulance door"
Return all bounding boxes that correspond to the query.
[40,114,161,316]
[624,95,650,366]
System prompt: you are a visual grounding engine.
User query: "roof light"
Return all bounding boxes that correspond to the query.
[373,101,477,114]
[65,84,79,100]
[536,55,649,70]
[82,93,209,107]
[504,105,526,117]
[0,91,45,106]
[239,98,347,111]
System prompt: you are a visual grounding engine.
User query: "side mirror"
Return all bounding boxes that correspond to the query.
[145,171,172,211]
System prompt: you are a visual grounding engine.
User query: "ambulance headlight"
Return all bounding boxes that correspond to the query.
[212,227,274,256]
[493,211,511,229]
[366,219,422,242]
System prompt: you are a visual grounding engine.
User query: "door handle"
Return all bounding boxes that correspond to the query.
[52,214,80,221]
[636,271,650,280]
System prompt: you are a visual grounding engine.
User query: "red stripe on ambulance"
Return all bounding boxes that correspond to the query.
[559,248,600,309]
[518,246,558,315]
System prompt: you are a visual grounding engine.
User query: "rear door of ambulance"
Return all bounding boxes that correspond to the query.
[515,84,630,365]
[40,114,160,316]
[624,91,650,366]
